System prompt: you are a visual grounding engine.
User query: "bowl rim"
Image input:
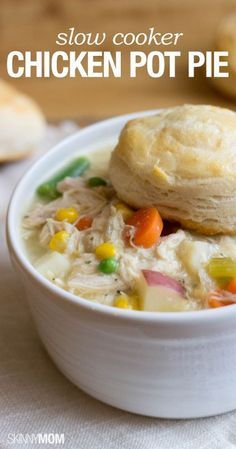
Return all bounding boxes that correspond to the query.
[6,109,236,324]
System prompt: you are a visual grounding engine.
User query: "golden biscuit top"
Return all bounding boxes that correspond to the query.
[114,105,236,184]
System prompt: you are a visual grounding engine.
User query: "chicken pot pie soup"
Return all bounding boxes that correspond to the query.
[22,105,236,312]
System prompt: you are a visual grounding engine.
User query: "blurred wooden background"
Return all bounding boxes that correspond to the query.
[1,0,236,122]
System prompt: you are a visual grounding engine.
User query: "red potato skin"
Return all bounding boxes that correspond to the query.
[142,270,185,296]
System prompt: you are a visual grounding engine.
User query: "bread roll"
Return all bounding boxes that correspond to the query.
[109,104,236,235]
[0,80,45,162]
[212,13,236,99]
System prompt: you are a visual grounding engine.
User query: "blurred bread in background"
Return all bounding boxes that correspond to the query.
[213,13,236,99]
[0,80,45,162]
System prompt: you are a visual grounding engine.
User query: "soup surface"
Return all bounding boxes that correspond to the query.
[22,148,236,312]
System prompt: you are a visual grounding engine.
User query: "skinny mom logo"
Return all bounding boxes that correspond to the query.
[7,433,65,445]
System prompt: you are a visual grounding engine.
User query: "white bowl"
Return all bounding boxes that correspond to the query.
[6,110,236,419]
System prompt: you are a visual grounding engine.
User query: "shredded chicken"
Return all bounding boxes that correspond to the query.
[22,166,236,310]
[24,177,109,229]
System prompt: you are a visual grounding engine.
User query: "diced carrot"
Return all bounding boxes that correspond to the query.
[209,298,233,308]
[208,289,235,308]
[126,207,163,248]
[208,298,225,308]
[76,216,93,231]
[226,277,236,294]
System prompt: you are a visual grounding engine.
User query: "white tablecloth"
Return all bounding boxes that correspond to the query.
[1,123,236,449]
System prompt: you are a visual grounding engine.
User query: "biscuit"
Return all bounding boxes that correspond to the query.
[0,80,45,162]
[109,105,236,235]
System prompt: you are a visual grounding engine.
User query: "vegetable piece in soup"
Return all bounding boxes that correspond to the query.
[22,149,236,312]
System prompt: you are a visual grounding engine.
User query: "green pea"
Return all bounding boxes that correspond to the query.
[98,257,119,274]
[87,176,107,187]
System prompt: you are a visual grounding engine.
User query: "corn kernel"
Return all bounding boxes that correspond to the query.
[55,207,79,223]
[114,294,139,310]
[95,242,116,259]
[116,203,134,221]
[49,230,70,253]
